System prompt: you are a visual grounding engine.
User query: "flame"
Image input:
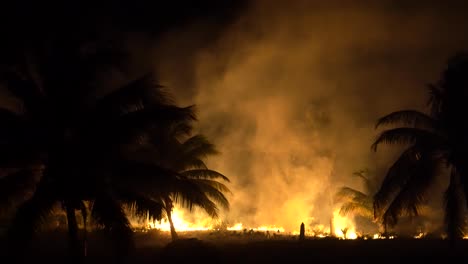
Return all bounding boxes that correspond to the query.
[332,209,357,239]
[128,205,399,240]
[414,232,425,239]
[227,223,243,231]
[227,223,285,232]
[138,206,286,233]
[151,207,213,231]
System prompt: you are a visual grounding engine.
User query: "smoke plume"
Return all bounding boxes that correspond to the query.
[151,0,468,233]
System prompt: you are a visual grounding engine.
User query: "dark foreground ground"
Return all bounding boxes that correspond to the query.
[1,231,468,263]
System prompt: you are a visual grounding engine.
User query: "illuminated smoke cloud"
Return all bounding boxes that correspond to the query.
[151,1,468,234]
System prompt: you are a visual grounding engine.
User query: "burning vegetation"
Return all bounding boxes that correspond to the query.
[3,1,468,261]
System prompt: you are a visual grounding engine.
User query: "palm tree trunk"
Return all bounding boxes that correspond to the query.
[66,206,82,261]
[80,202,88,258]
[82,213,87,258]
[166,207,178,241]
[164,197,178,241]
[329,216,335,237]
[445,170,466,246]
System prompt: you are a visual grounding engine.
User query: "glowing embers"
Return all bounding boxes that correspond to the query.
[129,205,401,240]
[372,233,395,240]
[414,232,425,239]
[144,207,286,233]
[226,223,285,233]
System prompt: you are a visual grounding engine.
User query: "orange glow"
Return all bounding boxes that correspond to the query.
[128,205,399,240]
[150,207,213,231]
[414,232,425,239]
[332,209,358,239]
[227,223,285,232]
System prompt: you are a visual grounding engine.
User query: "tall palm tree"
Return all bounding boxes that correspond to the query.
[372,54,468,241]
[0,69,195,258]
[164,135,230,241]
[131,123,230,241]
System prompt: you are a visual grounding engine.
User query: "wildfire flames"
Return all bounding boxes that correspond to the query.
[129,206,394,240]
[141,206,286,233]
[332,209,358,239]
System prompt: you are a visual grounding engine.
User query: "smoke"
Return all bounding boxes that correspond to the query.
[151,1,468,233]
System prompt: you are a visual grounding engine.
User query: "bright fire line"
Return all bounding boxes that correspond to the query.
[132,206,397,240]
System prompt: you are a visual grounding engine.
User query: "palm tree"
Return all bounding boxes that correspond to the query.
[131,122,230,241]
[372,54,468,241]
[1,2,241,259]
[335,169,375,220]
[0,69,195,258]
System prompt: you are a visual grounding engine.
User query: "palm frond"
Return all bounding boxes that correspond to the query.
[171,181,219,218]
[91,194,134,251]
[181,135,219,158]
[192,179,231,193]
[113,160,180,196]
[185,159,208,170]
[339,202,373,218]
[7,183,56,244]
[377,152,439,226]
[381,184,424,227]
[375,110,436,130]
[353,169,379,195]
[444,168,466,240]
[352,169,369,180]
[93,74,173,117]
[0,169,38,210]
[100,105,196,145]
[121,194,164,221]
[194,180,230,210]
[373,146,420,214]
[335,187,369,203]
[371,127,443,151]
[175,135,219,170]
[167,119,195,139]
[181,169,230,182]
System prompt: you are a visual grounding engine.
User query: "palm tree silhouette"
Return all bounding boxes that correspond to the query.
[372,54,468,241]
[134,122,230,241]
[335,169,375,220]
[0,70,195,258]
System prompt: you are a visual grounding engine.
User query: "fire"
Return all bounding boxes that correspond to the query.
[227,223,243,231]
[414,232,425,239]
[138,206,286,233]
[150,207,213,231]
[332,209,357,239]
[128,205,398,240]
[227,223,285,233]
